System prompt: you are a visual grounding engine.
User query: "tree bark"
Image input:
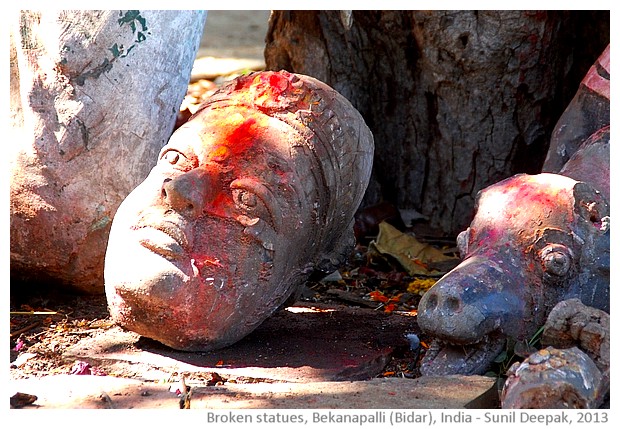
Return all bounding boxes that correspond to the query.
[265,10,609,236]
[10,10,206,293]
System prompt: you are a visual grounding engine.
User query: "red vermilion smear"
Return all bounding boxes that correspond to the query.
[496,177,569,215]
[210,192,231,215]
[483,227,502,244]
[224,117,259,155]
[250,72,290,105]
[193,256,224,270]
[207,113,266,162]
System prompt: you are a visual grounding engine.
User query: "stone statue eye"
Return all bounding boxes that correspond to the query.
[159,149,194,170]
[230,179,276,226]
[161,150,182,165]
[163,151,180,164]
[232,188,258,210]
[539,244,572,277]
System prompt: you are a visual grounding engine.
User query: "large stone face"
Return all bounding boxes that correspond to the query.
[10,10,206,293]
[105,71,374,351]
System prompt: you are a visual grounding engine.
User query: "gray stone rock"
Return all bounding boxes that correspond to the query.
[501,346,607,409]
[501,299,610,409]
[10,10,206,293]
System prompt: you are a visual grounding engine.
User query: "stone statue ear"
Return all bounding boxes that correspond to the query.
[314,219,357,276]
[456,227,470,258]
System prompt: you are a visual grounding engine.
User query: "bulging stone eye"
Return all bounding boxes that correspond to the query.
[539,244,572,277]
[233,189,258,210]
[159,149,195,171]
[160,149,192,167]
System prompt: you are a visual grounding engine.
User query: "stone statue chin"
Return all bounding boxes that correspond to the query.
[104,71,374,351]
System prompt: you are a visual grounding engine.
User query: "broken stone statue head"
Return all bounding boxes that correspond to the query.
[105,70,374,351]
[416,171,610,376]
[416,45,610,377]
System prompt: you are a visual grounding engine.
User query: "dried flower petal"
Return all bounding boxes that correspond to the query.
[14,338,25,352]
[369,291,389,303]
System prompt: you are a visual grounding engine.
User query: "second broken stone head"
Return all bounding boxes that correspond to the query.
[105,70,374,351]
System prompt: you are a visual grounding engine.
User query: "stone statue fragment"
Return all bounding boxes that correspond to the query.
[105,70,374,351]
[501,298,609,408]
[417,46,610,378]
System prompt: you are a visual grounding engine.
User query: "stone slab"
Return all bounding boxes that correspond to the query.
[63,303,415,383]
[9,374,498,409]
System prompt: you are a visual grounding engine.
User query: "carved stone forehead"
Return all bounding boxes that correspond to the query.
[193,70,374,249]
[194,70,369,158]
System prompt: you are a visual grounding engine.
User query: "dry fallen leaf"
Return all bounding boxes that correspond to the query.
[407,278,437,295]
[369,222,458,276]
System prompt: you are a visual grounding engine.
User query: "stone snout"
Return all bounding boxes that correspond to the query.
[417,253,534,346]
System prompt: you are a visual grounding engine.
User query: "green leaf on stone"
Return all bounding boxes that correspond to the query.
[494,350,508,364]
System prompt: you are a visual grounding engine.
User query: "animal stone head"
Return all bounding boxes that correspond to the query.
[417,173,609,375]
[104,71,374,351]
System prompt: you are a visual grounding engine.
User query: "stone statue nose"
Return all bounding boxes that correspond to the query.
[417,255,530,344]
[161,168,212,217]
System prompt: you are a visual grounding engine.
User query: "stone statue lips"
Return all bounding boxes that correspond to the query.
[131,213,191,261]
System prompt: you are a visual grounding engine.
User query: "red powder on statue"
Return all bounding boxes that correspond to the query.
[250,72,291,106]
[206,113,267,163]
[225,117,259,154]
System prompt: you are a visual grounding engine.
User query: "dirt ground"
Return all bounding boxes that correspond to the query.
[198,10,271,60]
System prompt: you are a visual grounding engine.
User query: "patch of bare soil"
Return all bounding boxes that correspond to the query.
[10,292,112,379]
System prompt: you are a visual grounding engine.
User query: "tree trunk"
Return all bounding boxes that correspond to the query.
[264,10,609,236]
[10,10,206,293]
